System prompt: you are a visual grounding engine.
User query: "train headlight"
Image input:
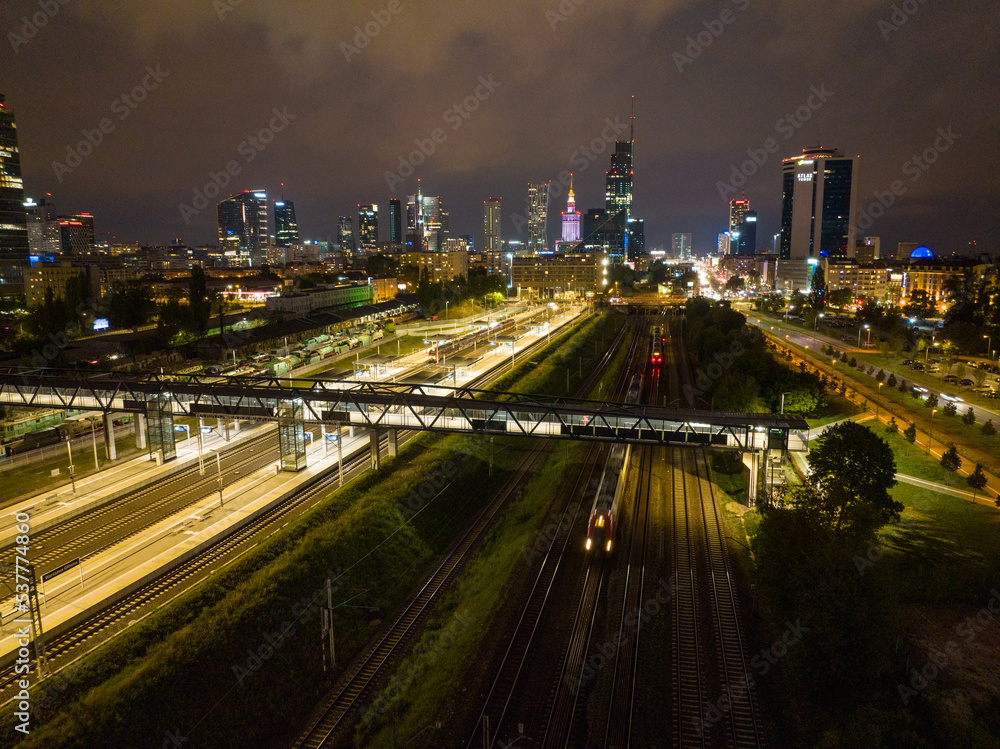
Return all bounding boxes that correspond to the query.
[586,538,592,551]
[606,540,612,552]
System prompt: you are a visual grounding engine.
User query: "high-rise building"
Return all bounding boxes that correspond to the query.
[274,200,299,247]
[626,217,645,262]
[732,209,757,256]
[338,215,355,255]
[484,197,502,252]
[604,104,636,262]
[389,198,403,245]
[779,146,859,261]
[560,177,581,244]
[357,204,379,252]
[67,213,95,250]
[856,236,880,264]
[728,198,749,249]
[673,233,693,258]
[527,182,550,253]
[58,219,91,255]
[26,198,61,256]
[0,94,29,290]
[217,190,268,266]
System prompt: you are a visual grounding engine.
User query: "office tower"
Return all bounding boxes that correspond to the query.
[728,198,749,249]
[605,108,634,220]
[732,209,757,256]
[357,204,379,252]
[856,236,880,264]
[67,213,95,250]
[0,95,29,262]
[389,198,402,245]
[582,209,609,252]
[779,146,859,261]
[25,198,62,256]
[626,217,645,261]
[527,182,550,253]
[560,177,581,243]
[58,218,90,255]
[338,215,355,255]
[673,233,693,258]
[484,197,502,252]
[217,190,268,266]
[274,200,299,247]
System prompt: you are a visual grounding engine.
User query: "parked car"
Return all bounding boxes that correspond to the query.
[960,378,975,386]
[943,374,958,383]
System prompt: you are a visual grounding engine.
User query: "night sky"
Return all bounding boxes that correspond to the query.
[3,0,998,257]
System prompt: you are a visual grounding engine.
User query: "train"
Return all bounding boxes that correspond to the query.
[585,373,644,556]
[651,325,663,365]
[428,316,518,362]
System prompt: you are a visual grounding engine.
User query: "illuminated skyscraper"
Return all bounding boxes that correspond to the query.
[560,177,581,243]
[338,215,355,255]
[0,95,29,271]
[729,198,749,247]
[673,233,693,259]
[484,197,502,252]
[604,98,635,262]
[357,204,379,252]
[527,182,550,253]
[389,198,402,245]
[274,200,298,247]
[779,146,858,261]
[217,190,268,266]
[729,198,757,256]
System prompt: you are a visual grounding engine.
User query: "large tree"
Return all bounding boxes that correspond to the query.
[806,421,901,537]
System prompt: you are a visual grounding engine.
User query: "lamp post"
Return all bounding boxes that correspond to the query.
[814,312,824,330]
[858,324,869,349]
[985,334,992,360]
[780,392,791,414]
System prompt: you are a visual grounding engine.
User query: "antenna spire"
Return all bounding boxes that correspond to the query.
[630,95,635,143]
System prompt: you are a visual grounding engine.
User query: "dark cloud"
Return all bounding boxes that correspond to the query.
[3,0,997,255]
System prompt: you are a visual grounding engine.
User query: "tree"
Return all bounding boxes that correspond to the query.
[962,406,977,425]
[925,393,938,408]
[983,419,996,437]
[940,445,962,472]
[848,356,857,368]
[903,423,917,443]
[942,401,957,417]
[955,361,967,382]
[106,281,155,332]
[724,275,745,296]
[897,378,907,394]
[806,421,901,537]
[887,373,897,388]
[974,368,988,389]
[840,352,848,363]
[875,368,885,382]
[885,417,898,434]
[967,463,988,502]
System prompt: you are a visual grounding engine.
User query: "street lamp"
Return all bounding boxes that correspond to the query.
[780,391,791,414]
[985,334,992,360]
[858,324,869,349]
[814,312,824,331]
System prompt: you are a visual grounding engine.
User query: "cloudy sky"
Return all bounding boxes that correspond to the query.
[3,0,998,257]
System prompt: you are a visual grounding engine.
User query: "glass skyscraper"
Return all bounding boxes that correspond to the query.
[357,204,378,252]
[274,200,298,247]
[217,190,268,266]
[389,198,402,245]
[0,94,29,292]
[779,146,858,260]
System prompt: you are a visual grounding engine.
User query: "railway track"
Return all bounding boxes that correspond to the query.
[295,315,631,749]
[0,427,281,575]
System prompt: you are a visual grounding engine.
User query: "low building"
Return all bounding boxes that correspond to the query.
[25,262,100,307]
[400,251,469,284]
[265,283,374,315]
[821,258,889,301]
[510,253,606,299]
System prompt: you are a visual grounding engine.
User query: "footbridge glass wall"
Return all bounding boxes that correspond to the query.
[278,399,306,472]
[146,393,176,462]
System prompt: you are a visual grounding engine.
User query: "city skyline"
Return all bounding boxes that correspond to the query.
[1,2,997,257]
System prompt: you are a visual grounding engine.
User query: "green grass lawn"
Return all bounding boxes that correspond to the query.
[805,392,863,430]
